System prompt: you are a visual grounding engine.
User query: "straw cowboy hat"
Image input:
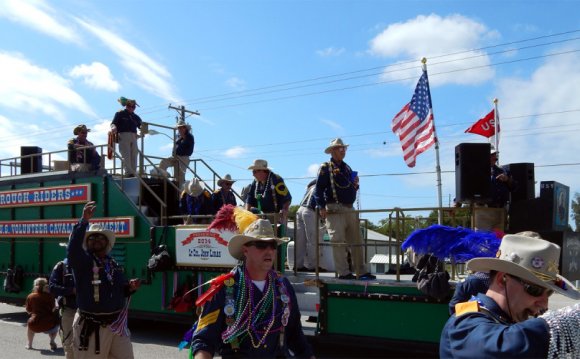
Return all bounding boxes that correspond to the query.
[175,120,191,131]
[324,138,349,154]
[247,159,270,171]
[83,223,116,254]
[217,174,236,187]
[73,124,91,135]
[468,233,580,299]
[118,97,139,107]
[187,178,204,197]
[228,219,288,260]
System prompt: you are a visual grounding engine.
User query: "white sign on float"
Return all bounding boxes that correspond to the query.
[175,227,238,267]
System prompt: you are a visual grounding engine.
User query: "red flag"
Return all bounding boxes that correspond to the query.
[465,109,499,138]
[391,70,436,168]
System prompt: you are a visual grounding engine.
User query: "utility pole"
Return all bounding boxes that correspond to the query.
[168,104,200,123]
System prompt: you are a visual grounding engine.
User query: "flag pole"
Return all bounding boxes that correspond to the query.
[493,98,499,165]
[422,58,443,224]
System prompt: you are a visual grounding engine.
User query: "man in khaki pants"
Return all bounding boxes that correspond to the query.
[111,98,142,177]
[314,138,375,281]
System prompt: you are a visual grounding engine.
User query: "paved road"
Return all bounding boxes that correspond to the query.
[1,291,575,359]
[0,303,191,358]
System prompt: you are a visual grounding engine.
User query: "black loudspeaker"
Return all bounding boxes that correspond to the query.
[540,181,570,231]
[20,146,42,174]
[538,231,580,281]
[505,163,534,202]
[455,143,490,203]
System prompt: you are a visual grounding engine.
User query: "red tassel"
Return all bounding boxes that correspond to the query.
[195,272,235,307]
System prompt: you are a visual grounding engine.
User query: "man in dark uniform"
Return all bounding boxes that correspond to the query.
[245,159,291,231]
[190,218,315,359]
[158,120,194,187]
[68,124,100,172]
[49,258,77,359]
[180,178,214,224]
[111,97,142,177]
[315,138,375,280]
[474,146,516,231]
[211,174,237,213]
[440,232,580,358]
[67,201,141,358]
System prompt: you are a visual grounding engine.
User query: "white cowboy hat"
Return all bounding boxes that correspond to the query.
[228,219,288,260]
[187,178,204,197]
[468,234,579,299]
[217,174,236,187]
[247,159,270,171]
[324,138,349,154]
[175,120,191,130]
[83,223,116,254]
[490,145,499,155]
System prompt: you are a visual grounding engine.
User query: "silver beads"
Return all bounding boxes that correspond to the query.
[541,303,580,359]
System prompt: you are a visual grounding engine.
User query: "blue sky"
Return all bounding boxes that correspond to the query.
[1,0,579,226]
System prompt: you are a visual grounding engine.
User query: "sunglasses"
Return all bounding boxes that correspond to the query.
[87,235,108,242]
[248,241,278,250]
[509,275,554,297]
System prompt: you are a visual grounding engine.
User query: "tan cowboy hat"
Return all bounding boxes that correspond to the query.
[83,223,116,254]
[125,98,140,107]
[324,138,349,154]
[468,234,579,299]
[73,124,91,135]
[228,219,288,260]
[187,178,204,197]
[247,159,270,171]
[217,174,236,187]
[175,120,191,130]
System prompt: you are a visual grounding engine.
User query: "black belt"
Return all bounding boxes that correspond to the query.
[78,310,121,354]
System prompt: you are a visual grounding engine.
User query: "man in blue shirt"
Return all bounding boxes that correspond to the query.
[158,120,194,187]
[111,98,142,177]
[190,218,314,359]
[67,201,141,358]
[314,138,374,280]
[245,159,292,233]
[440,233,580,358]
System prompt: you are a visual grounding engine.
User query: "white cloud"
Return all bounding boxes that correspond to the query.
[0,0,81,44]
[495,49,580,195]
[0,52,97,121]
[307,163,320,177]
[225,146,248,158]
[370,14,498,86]
[316,47,346,57]
[226,77,246,90]
[320,119,344,132]
[68,62,120,91]
[76,18,180,102]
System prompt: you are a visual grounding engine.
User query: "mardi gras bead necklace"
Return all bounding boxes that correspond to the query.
[328,161,355,203]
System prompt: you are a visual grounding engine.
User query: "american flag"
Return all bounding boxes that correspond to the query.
[391,70,436,167]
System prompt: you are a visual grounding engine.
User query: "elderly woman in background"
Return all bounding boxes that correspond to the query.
[25,277,59,350]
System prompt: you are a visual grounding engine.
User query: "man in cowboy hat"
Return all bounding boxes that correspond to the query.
[245,159,292,231]
[67,201,141,358]
[211,174,237,213]
[111,97,142,177]
[440,232,580,358]
[68,124,101,173]
[314,138,375,280]
[190,217,315,358]
[180,178,213,224]
[158,120,194,187]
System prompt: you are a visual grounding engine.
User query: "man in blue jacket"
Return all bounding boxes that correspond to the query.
[67,201,141,358]
[440,232,580,358]
[190,218,314,359]
[158,120,194,187]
